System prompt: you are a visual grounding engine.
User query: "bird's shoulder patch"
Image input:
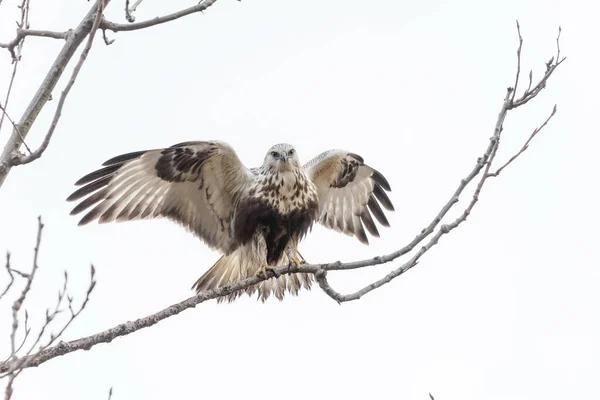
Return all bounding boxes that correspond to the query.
[155,142,219,183]
[330,155,361,188]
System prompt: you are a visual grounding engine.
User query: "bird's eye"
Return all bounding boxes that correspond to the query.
[271,151,279,158]
[288,149,295,156]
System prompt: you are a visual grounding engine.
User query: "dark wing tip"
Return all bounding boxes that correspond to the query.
[77,218,90,226]
[371,169,391,191]
[67,175,111,202]
[354,219,369,245]
[78,214,95,226]
[66,192,80,202]
[357,233,369,245]
[74,164,120,186]
[360,211,380,238]
[69,189,108,216]
[368,196,390,227]
[102,150,146,166]
[373,184,394,211]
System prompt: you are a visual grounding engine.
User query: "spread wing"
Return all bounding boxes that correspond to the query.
[67,141,255,254]
[304,150,394,244]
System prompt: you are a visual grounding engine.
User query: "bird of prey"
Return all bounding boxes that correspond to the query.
[67,141,394,302]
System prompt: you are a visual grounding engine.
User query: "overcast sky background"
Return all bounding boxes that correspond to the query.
[0,0,598,399]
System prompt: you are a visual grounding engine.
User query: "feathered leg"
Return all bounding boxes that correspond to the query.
[285,235,305,267]
[192,233,312,302]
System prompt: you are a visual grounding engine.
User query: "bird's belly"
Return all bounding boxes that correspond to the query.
[261,208,315,264]
[233,197,317,265]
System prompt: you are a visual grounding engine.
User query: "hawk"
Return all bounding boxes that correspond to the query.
[67,141,394,302]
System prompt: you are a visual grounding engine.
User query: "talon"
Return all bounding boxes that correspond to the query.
[255,265,274,279]
[294,255,306,266]
[287,256,304,269]
[284,247,306,269]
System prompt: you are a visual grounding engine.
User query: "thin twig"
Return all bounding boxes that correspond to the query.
[11,311,29,358]
[488,105,557,177]
[7,269,28,279]
[4,216,43,400]
[0,254,14,302]
[0,221,96,400]
[15,272,70,362]
[9,217,43,359]
[556,26,562,64]
[102,29,115,46]
[125,0,133,22]
[0,103,30,154]
[510,20,523,102]
[32,265,96,354]
[0,0,33,155]
[125,0,144,23]
[101,0,219,33]
[511,35,566,109]
[526,69,533,94]
[0,266,96,380]
[0,29,68,60]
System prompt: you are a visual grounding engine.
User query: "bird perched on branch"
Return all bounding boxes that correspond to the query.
[67,141,394,302]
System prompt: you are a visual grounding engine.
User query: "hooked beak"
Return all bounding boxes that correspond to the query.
[280,154,288,162]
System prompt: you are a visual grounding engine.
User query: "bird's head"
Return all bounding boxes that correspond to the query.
[263,143,300,172]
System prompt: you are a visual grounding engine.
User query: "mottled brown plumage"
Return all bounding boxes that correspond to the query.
[67,141,394,302]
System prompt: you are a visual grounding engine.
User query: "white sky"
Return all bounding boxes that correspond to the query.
[0,0,598,399]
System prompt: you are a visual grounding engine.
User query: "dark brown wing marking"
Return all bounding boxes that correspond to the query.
[304,150,394,244]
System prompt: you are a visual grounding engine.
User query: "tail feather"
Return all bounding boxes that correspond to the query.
[191,246,312,303]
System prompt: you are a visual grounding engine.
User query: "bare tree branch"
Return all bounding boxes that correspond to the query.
[102,29,115,46]
[0,0,112,189]
[1,218,96,399]
[1,263,96,378]
[0,29,69,59]
[4,0,221,168]
[0,0,32,155]
[312,88,512,302]
[488,105,557,177]
[310,26,565,302]
[8,0,106,166]
[0,103,30,155]
[0,0,33,61]
[510,27,565,109]
[11,312,29,359]
[10,217,43,357]
[101,0,219,33]
[3,216,42,400]
[0,0,224,189]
